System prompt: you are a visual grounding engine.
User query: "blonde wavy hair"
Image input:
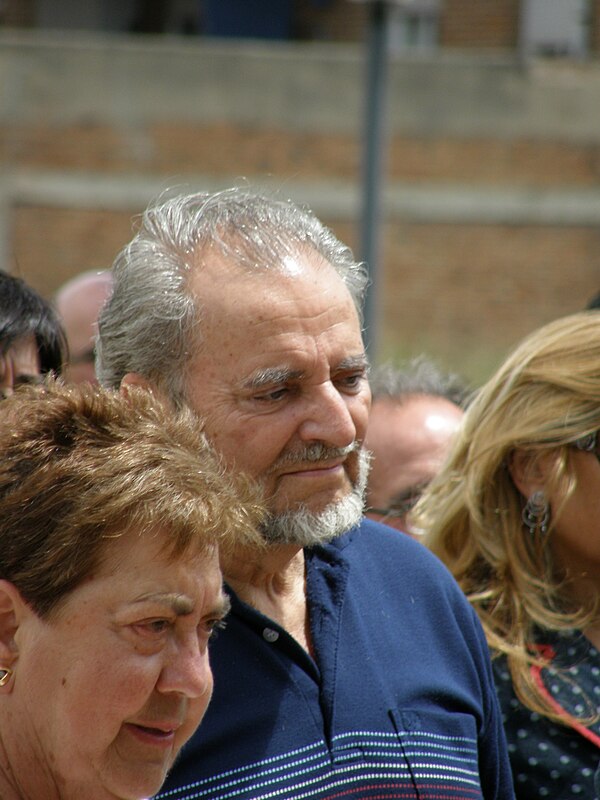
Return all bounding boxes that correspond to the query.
[412,311,600,722]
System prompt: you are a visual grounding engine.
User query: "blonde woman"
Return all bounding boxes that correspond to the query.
[413,311,600,799]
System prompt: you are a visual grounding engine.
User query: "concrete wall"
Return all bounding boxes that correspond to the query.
[2,30,599,382]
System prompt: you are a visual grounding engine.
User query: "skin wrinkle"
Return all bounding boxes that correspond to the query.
[0,535,226,799]
[180,247,369,639]
[180,249,370,534]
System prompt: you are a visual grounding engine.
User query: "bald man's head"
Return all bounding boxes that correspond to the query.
[365,394,463,532]
[55,271,112,384]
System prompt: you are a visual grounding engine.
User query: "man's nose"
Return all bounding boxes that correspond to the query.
[297,384,357,448]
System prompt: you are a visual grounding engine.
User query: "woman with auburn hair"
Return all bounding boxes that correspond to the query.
[412,311,600,799]
[0,379,262,800]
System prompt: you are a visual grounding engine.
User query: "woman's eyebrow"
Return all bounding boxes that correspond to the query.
[133,592,232,620]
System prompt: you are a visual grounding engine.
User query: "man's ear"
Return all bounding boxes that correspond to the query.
[120,372,154,393]
[508,448,554,498]
[0,581,27,676]
[121,373,174,408]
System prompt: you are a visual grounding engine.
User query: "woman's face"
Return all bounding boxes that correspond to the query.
[9,530,227,800]
[550,445,600,582]
[0,334,41,397]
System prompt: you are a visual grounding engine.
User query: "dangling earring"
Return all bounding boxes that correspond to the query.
[0,668,13,687]
[522,490,550,535]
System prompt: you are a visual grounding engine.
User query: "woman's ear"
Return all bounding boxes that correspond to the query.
[508,448,555,499]
[0,580,26,683]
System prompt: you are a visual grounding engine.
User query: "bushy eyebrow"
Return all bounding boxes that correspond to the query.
[334,355,369,373]
[134,592,231,619]
[244,367,303,391]
[214,595,232,620]
[244,355,369,391]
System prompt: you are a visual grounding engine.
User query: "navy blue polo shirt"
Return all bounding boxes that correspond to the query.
[157,519,514,800]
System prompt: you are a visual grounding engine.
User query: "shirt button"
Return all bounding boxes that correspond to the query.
[263,627,279,643]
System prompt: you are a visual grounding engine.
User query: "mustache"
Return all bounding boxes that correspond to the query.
[267,441,360,473]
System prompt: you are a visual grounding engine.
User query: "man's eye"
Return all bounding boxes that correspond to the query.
[338,373,365,391]
[255,388,288,402]
[207,618,227,639]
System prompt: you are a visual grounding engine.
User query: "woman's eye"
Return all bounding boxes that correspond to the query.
[136,618,172,636]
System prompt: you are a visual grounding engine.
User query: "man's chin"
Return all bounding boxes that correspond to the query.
[260,490,364,548]
[259,447,370,547]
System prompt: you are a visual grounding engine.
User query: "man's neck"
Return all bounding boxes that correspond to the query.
[222,544,313,654]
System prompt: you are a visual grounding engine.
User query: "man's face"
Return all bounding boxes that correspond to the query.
[183,248,371,543]
[365,395,463,532]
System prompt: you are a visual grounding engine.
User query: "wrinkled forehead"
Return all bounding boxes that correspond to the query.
[182,249,365,391]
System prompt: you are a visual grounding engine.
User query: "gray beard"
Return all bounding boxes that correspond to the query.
[260,448,370,547]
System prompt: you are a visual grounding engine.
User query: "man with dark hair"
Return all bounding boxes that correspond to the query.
[0,271,65,397]
[97,188,513,800]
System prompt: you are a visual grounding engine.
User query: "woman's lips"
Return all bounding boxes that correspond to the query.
[124,722,178,748]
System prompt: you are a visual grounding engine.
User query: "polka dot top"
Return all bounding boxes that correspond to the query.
[493,630,600,799]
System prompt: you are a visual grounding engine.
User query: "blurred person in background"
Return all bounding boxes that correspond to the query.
[365,357,467,532]
[0,271,65,397]
[585,290,600,310]
[55,270,113,384]
[0,379,262,800]
[97,187,514,800]
[413,312,600,799]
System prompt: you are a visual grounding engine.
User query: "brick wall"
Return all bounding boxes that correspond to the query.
[295,0,367,41]
[11,200,597,384]
[439,0,519,49]
[297,0,600,56]
[590,0,600,53]
[11,206,136,294]
[4,0,600,54]
[8,123,600,383]
[3,34,600,385]
[7,186,600,389]
[7,120,600,187]
[0,0,34,26]
[377,221,599,375]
